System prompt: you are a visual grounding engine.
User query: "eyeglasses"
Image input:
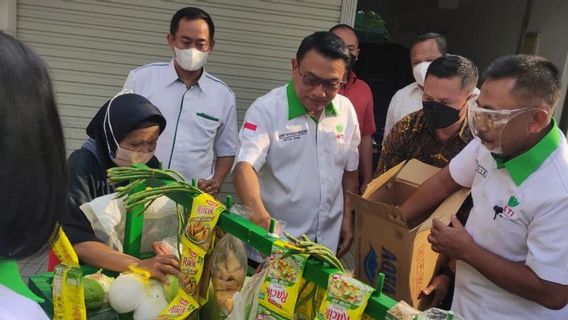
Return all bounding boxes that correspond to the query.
[298,71,345,91]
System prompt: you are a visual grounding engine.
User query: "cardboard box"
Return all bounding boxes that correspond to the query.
[350,159,470,308]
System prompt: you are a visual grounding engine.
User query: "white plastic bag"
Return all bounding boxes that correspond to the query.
[225,268,267,320]
[80,193,178,253]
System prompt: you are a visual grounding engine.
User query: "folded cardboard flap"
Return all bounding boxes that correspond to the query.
[349,191,407,228]
[356,159,470,231]
[396,159,440,187]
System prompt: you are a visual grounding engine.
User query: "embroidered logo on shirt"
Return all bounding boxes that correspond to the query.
[503,195,520,217]
[335,123,345,141]
[278,129,307,142]
[475,160,487,178]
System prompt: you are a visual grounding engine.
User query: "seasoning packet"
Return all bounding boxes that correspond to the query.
[386,300,419,320]
[158,193,224,319]
[295,279,326,320]
[52,264,86,320]
[316,273,374,320]
[257,240,309,319]
[51,228,86,320]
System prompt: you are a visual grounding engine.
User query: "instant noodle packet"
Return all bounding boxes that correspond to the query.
[257,240,309,319]
[316,273,374,320]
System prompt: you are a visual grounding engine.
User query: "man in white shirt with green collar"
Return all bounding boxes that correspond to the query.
[402,55,568,319]
[234,32,360,257]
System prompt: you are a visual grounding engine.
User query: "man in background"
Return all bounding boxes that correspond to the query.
[330,24,375,192]
[383,32,446,138]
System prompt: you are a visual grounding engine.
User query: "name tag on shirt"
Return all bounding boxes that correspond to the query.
[278,125,307,142]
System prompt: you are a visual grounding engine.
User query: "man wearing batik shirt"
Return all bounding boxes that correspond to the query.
[375,55,478,176]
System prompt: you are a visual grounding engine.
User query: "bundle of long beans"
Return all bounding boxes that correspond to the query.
[107,167,202,210]
[283,232,345,273]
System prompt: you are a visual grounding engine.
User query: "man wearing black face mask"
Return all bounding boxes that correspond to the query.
[330,24,376,193]
[375,54,479,176]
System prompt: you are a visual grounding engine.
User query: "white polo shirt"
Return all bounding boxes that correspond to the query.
[123,60,237,181]
[237,81,360,252]
[384,82,422,138]
[449,123,568,319]
[0,260,49,320]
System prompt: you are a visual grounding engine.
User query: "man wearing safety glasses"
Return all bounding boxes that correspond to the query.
[234,32,360,258]
[402,55,568,318]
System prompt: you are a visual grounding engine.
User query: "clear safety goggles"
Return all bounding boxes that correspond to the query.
[467,103,543,154]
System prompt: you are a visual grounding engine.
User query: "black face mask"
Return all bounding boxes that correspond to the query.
[422,100,461,129]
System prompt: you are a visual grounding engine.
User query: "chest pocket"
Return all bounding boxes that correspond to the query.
[492,212,528,257]
[195,112,220,137]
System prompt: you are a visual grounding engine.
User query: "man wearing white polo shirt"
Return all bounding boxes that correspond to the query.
[234,32,360,257]
[123,7,237,196]
[402,55,568,318]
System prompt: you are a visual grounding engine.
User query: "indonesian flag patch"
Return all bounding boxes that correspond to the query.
[243,121,258,136]
[244,122,257,131]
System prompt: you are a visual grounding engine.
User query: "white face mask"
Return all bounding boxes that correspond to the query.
[174,46,209,71]
[412,61,432,87]
[103,91,155,167]
[112,146,154,167]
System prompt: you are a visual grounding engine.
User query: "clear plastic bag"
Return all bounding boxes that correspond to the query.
[80,193,178,253]
[417,308,464,320]
[226,267,267,320]
[209,234,248,317]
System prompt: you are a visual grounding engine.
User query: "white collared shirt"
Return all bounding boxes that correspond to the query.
[383,82,423,138]
[449,132,568,319]
[123,60,237,181]
[236,83,360,252]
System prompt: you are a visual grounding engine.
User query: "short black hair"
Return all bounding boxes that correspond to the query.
[483,54,561,109]
[0,32,67,259]
[296,31,350,66]
[413,32,447,55]
[329,24,359,42]
[170,7,215,41]
[426,54,479,92]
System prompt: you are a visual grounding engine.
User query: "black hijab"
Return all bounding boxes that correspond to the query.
[86,93,166,169]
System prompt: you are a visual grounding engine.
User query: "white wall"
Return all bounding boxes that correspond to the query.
[446,0,527,72]
[0,0,17,36]
[525,0,568,121]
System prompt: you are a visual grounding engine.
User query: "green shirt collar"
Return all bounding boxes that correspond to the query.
[493,120,561,186]
[286,80,337,121]
[0,260,44,303]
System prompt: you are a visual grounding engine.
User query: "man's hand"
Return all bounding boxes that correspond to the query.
[198,178,221,196]
[136,254,180,284]
[428,215,474,260]
[419,274,450,309]
[337,216,353,258]
[251,209,272,230]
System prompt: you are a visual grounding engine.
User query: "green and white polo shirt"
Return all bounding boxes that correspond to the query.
[449,122,568,319]
[236,81,360,252]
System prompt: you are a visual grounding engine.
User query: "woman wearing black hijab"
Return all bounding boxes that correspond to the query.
[64,93,179,283]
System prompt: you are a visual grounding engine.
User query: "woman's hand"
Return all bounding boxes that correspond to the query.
[136,254,180,284]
